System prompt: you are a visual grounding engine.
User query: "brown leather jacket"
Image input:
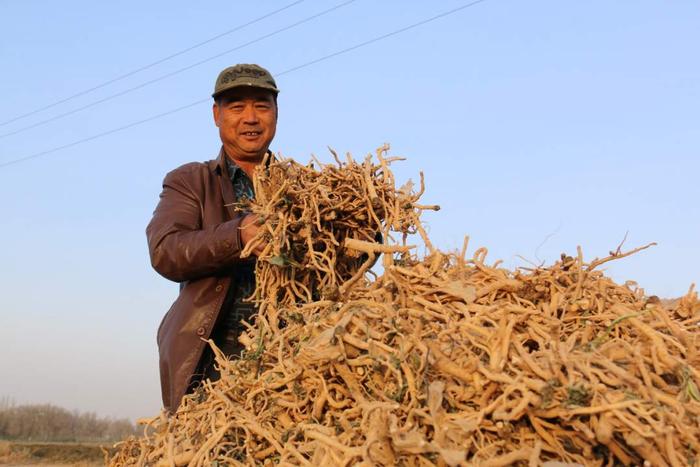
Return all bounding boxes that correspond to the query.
[146,148,250,412]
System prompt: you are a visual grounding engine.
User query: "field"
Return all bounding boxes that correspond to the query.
[0,440,107,466]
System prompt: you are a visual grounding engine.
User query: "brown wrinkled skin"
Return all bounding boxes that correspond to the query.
[146,148,253,413]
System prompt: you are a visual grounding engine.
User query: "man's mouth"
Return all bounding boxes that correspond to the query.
[241,131,261,137]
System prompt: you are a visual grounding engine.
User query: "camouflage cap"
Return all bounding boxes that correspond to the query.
[212,64,279,99]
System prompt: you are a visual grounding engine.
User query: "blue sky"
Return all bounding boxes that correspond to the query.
[1,1,698,421]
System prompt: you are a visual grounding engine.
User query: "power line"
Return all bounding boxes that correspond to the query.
[0,0,490,170]
[0,99,210,168]
[276,0,489,77]
[0,0,304,128]
[0,0,356,140]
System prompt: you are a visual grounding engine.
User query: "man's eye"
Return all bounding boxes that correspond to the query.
[230,105,245,111]
[255,104,271,110]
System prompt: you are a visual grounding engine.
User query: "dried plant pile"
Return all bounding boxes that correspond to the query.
[108,149,700,466]
[667,285,700,323]
[238,145,437,309]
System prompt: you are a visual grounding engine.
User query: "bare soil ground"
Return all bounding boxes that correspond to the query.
[0,440,108,466]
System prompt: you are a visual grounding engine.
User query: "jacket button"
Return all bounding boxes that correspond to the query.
[215,284,223,292]
[196,327,206,336]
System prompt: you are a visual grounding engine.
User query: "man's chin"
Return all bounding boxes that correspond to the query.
[230,149,268,162]
[224,140,272,161]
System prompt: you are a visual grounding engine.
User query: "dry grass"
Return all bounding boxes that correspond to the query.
[0,440,106,466]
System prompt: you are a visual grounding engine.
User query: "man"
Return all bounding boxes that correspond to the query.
[146,64,277,413]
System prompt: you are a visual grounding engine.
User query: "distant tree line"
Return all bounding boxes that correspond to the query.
[0,398,138,442]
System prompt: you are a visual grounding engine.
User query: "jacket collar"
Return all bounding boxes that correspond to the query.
[213,148,236,220]
[211,147,273,220]
[210,147,274,175]
[210,147,227,175]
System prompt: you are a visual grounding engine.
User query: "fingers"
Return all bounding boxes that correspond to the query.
[240,214,267,257]
[240,214,258,246]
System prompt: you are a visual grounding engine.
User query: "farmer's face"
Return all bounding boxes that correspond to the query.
[213,87,277,163]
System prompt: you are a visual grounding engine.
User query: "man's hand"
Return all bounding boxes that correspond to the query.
[240,213,265,256]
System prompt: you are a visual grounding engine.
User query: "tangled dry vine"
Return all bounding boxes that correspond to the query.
[108,146,700,466]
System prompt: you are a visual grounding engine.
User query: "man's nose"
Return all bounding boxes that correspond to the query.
[242,104,259,123]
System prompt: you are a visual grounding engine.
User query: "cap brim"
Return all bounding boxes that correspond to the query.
[212,83,280,99]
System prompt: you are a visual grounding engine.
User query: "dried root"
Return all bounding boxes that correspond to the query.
[108,146,700,466]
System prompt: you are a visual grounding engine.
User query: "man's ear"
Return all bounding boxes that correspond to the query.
[212,103,221,128]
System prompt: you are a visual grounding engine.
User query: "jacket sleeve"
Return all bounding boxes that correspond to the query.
[146,167,245,283]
